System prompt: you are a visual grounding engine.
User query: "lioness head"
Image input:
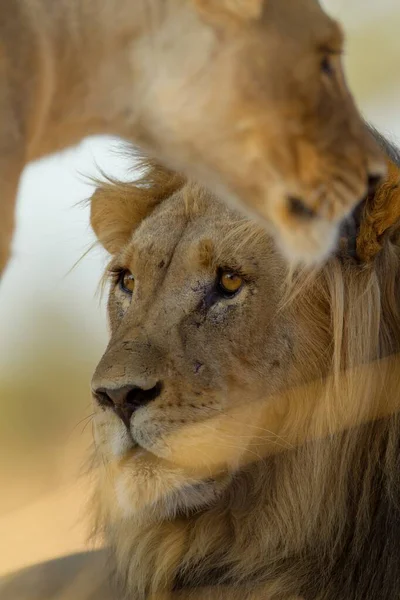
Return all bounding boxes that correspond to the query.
[90,163,316,520]
[134,0,385,264]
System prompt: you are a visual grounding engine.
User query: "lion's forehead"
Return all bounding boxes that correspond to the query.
[109,190,280,348]
[129,194,246,278]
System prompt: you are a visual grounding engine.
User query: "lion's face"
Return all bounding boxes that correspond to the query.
[133,0,386,265]
[91,175,295,518]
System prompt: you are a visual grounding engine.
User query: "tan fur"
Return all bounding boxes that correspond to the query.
[0,0,386,273]
[3,157,400,597]
[86,161,400,598]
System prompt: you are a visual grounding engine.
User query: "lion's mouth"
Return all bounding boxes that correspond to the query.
[109,421,141,458]
[126,429,140,450]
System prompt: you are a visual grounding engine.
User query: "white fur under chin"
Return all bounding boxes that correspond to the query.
[95,409,231,522]
[115,456,227,522]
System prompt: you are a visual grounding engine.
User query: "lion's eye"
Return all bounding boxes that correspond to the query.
[119,270,135,294]
[217,270,243,296]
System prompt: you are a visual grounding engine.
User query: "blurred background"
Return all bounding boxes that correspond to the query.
[1,0,400,577]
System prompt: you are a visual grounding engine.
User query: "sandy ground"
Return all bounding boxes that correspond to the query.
[0,431,94,577]
[0,480,91,577]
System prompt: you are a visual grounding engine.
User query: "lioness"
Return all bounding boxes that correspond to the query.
[0,0,386,273]
[2,137,400,598]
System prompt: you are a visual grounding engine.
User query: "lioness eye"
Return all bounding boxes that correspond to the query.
[321,55,334,76]
[218,270,243,296]
[120,270,135,294]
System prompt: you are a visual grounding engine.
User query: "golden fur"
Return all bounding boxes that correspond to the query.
[2,141,400,599]
[87,148,400,599]
[0,0,386,273]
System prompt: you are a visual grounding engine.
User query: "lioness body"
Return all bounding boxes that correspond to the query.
[0,0,385,272]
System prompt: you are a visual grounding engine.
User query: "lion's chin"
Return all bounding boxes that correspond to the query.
[108,447,227,522]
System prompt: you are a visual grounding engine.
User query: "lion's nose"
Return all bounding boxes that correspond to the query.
[94,383,163,427]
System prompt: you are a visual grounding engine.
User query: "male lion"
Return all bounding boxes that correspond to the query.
[2,137,400,598]
[0,0,385,273]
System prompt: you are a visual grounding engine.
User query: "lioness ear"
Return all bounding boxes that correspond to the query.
[194,0,264,25]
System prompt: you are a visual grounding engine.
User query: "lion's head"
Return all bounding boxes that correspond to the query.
[90,151,400,599]
[90,163,306,518]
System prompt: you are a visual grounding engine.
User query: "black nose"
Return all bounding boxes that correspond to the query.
[94,382,162,427]
[287,196,316,220]
[367,173,382,198]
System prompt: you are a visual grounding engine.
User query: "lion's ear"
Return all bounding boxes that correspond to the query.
[90,182,162,255]
[91,164,185,255]
[194,0,264,25]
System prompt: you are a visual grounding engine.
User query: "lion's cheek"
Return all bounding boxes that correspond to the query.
[131,404,260,477]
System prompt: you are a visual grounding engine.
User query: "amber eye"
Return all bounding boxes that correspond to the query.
[119,270,135,294]
[218,270,243,296]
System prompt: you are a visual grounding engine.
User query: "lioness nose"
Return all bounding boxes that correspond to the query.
[94,383,162,426]
[367,173,383,198]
